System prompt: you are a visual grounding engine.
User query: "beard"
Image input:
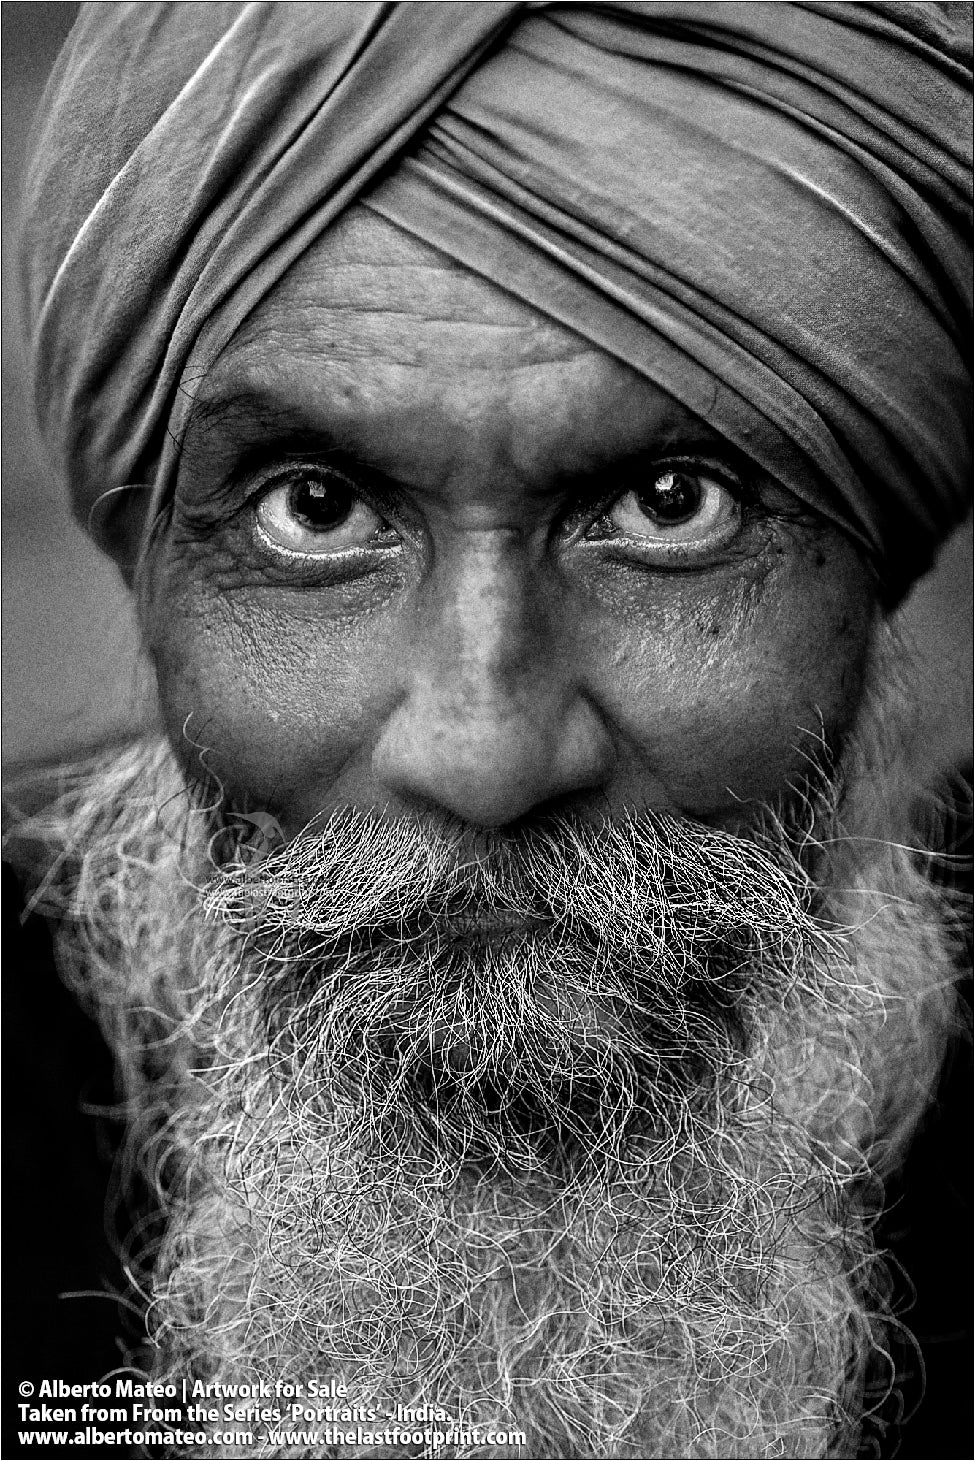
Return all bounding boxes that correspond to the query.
[13,642,960,1459]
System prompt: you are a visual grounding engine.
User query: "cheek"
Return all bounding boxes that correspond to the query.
[145,568,399,829]
[583,540,876,816]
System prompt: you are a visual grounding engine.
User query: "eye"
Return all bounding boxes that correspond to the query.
[597,466,741,559]
[254,467,399,558]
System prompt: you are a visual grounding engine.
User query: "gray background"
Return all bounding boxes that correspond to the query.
[2,2,971,776]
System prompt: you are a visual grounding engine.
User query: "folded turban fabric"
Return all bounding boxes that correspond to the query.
[20,1,973,589]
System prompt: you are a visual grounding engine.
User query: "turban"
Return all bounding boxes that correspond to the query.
[20,1,973,590]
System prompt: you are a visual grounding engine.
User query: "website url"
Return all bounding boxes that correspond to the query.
[17,1428,252,1447]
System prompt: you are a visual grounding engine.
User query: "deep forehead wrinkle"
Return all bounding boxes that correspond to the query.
[226,206,595,370]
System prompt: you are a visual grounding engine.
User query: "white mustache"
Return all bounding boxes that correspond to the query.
[203,807,828,971]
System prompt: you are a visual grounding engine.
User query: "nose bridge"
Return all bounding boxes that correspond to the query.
[415,533,561,764]
[438,531,537,706]
[372,533,613,825]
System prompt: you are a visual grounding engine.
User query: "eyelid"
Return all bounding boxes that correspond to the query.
[643,455,745,491]
[247,457,364,503]
[562,452,746,537]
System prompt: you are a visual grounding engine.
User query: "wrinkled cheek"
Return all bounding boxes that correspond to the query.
[590,550,878,821]
[140,562,292,809]
[141,566,391,826]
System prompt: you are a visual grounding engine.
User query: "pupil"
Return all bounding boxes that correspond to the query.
[288,475,354,530]
[639,470,701,523]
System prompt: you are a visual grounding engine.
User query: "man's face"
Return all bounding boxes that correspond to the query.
[146,209,876,834]
[109,209,932,1458]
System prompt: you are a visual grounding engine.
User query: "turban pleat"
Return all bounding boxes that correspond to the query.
[20,1,972,586]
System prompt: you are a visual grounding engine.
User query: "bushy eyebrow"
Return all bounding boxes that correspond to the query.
[175,385,387,503]
[179,387,314,454]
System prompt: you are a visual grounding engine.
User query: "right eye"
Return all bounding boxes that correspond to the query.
[254,467,400,558]
[586,464,744,564]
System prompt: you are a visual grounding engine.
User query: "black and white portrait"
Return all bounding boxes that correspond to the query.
[3,4,971,1458]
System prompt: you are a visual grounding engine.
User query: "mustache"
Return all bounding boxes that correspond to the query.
[203,805,826,962]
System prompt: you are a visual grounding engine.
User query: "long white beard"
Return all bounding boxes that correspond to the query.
[14,653,959,1459]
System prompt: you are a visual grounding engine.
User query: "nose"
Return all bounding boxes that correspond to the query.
[371,543,614,827]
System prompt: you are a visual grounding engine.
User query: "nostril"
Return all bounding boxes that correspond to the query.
[500,784,612,830]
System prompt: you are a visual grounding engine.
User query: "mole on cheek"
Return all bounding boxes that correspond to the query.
[693,614,723,638]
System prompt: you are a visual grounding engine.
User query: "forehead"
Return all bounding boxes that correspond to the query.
[187,207,722,489]
[226,206,593,369]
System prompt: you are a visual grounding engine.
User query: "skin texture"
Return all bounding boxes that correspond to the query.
[144,209,878,838]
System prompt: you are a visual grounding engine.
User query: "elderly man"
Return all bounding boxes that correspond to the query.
[9,3,972,1458]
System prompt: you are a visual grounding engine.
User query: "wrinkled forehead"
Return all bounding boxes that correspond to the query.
[219,206,591,371]
[181,206,734,496]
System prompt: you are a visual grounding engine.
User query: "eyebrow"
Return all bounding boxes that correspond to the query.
[175,386,389,500]
[180,387,325,454]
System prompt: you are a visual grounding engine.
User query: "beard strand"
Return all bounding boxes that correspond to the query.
[8,649,960,1459]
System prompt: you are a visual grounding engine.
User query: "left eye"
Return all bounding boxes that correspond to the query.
[601,467,741,555]
[254,468,399,557]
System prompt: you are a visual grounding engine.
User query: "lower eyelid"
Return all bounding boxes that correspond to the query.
[251,514,404,565]
[253,514,350,560]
